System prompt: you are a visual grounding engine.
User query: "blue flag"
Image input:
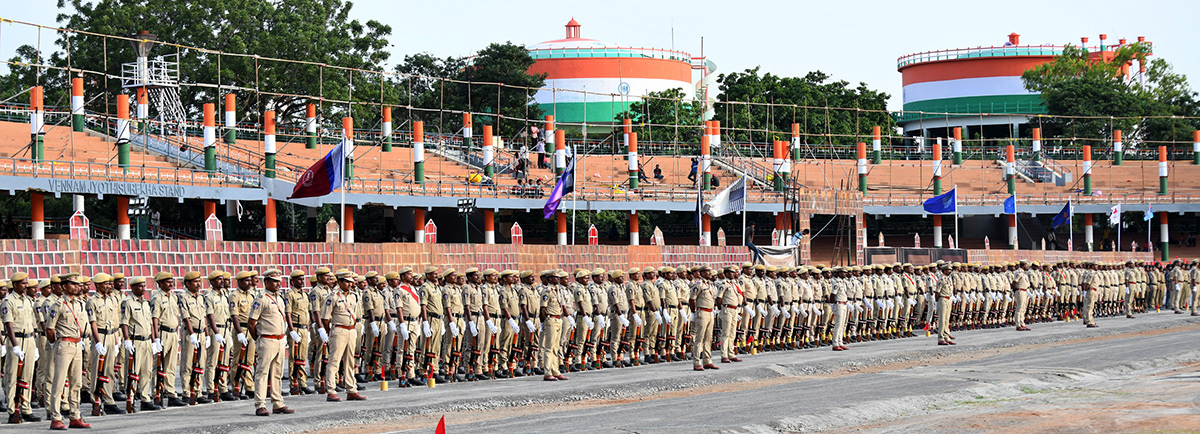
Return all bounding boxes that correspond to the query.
[1143,205,1153,221]
[1003,195,1016,214]
[1050,201,1073,229]
[922,188,956,214]
[542,158,575,219]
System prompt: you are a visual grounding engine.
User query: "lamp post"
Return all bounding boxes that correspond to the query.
[457,198,477,244]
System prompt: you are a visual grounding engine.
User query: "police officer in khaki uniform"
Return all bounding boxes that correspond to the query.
[716,267,744,363]
[3,272,41,423]
[936,264,956,345]
[285,270,314,395]
[179,271,212,404]
[539,271,570,381]
[229,271,259,398]
[248,269,296,416]
[150,272,187,407]
[689,266,718,371]
[321,269,367,402]
[120,277,159,412]
[46,273,91,430]
[307,267,333,390]
[391,268,422,386]
[204,270,234,402]
[518,270,543,375]
[85,273,126,414]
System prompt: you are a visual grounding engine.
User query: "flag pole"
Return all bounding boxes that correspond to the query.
[741,175,747,246]
[953,185,959,249]
[571,144,577,245]
[1116,204,1121,252]
[1069,201,1073,251]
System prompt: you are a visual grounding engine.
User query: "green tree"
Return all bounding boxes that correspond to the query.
[1021,42,1200,145]
[713,68,894,152]
[614,87,705,146]
[54,0,393,126]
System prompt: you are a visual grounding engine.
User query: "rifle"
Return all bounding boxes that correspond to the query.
[371,327,384,381]
[579,323,592,371]
[315,341,329,394]
[12,352,27,423]
[487,329,499,379]
[421,324,436,384]
[154,347,167,407]
[232,342,251,397]
[212,342,227,402]
[653,313,666,363]
[446,334,460,382]
[126,346,137,413]
[289,338,304,394]
[387,328,400,381]
[188,342,203,405]
[633,322,644,365]
[594,320,607,370]
[92,352,108,416]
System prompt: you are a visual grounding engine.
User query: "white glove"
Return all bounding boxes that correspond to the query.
[876,299,885,309]
[30,347,38,362]
[538,322,544,332]
[686,312,694,322]
[422,321,432,337]
[236,332,248,345]
[9,346,19,361]
[745,305,756,318]
[124,340,134,355]
[449,322,460,337]
[814,306,822,315]
[189,333,200,347]
[565,317,575,331]
[758,305,768,316]
[388,320,398,333]
[633,313,644,326]
[583,316,594,330]
[887,300,895,308]
[485,319,498,334]
[653,311,663,323]
[371,322,380,337]
[619,314,630,327]
[205,336,212,348]
[95,342,107,356]
[508,318,520,331]
[1006,294,1014,302]
[400,324,410,340]
[468,321,478,337]
[909,298,917,306]
[151,340,163,354]
[289,330,302,343]
[317,328,330,343]
[597,316,607,330]
[782,309,791,319]
[215,333,226,345]
[526,319,536,332]
[771,305,781,315]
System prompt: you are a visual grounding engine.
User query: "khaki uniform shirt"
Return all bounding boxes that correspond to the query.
[121,295,153,338]
[151,289,181,329]
[287,288,311,326]
[249,291,288,336]
[1,293,36,333]
[179,290,207,333]
[322,290,361,328]
[690,280,717,310]
[48,296,90,339]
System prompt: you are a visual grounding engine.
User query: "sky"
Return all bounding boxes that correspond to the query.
[5,0,1198,111]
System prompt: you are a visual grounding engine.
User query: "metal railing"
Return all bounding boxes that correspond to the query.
[527,46,693,63]
[897,45,1068,69]
[863,192,1198,208]
[0,156,259,187]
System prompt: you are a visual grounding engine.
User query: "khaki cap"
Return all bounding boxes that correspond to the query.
[628,268,640,275]
[753,264,766,271]
[591,268,605,276]
[112,273,125,280]
[519,270,534,278]
[129,276,146,286]
[364,271,379,279]
[383,271,400,280]
[10,272,27,282]
[308,275,318,283]
[50,275,61,284]
[235,270,258,280]
[263,269,284,281]
[642,266,656,274]
[554,270,569,278]
[335,269,355,280]
[482,268,498,276]
[608,270,624,278]
[397,267,414,275]
[315,267,332,275]
[290,270,306,278]
[208,270,225,281]
[500,270,517,277]
[439,268,456,279]
[575,270,589,278]
[741,262,753,268]
[154,271,174,282]
[423,266,439,274]
[92,273,114,284]
[355,275,367,282]
[465,267,480,275]
[183,271,202,281]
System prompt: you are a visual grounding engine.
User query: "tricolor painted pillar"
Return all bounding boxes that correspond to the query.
[556,210,567,245]
[1084,213,1094,252]
[381,107,393,152]
[629,211,639,246]
[628,132,639,189]
[343,117,354,180]
[952,127,963,165]
[136,87,148,131]
[1005,144,1016,194]
[1031,128,1042,162]
[856,142,867,193]
[203,103,217,171]
[117,196,130,240]
[305,102,317,149]
[71,78,85,132]
[1159,212,1169,260]
[773,140,787,191]
[711,120,721,148]
[933,215,943,249]
[30,192,44,240]
[554,129,566,176]
[701,135,712,190]
[544,115,555,169]
[933,139,943,195]
[116,94,131,168]
[1008,214,1017,248]
[1159,145,1169,195]
[343,206,355,244]
[224,93,236,144]
[791,123,802,161]
[622,118,632,154]
[264,110,277,179]
[1112,129,1123,165]
[413,121,425,183]
[483,209,495,244]
[29,86,44,161]
[265,198,277,242]
[701,214,712,246]
[463,113,474,154]
[1082,145,1092,195]
[871,126,882,164]
[482,124,495,178]
[414,208,426,243]
[1193,130,1199,165]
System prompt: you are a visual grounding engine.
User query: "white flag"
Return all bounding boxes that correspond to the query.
[1109,204,1121,225]
[704,176,746,217]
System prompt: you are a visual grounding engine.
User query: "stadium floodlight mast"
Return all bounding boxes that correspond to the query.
[458,198,477,244]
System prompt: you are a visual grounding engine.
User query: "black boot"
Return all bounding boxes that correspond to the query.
[167,397,187,407]
[220,392,238,402]
[103,404,127,415]
[111,392,127,402]
[140,401,161,411]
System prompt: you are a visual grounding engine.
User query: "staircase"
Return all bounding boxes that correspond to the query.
[1011,155,1073,187]
[1017,213,1051,249]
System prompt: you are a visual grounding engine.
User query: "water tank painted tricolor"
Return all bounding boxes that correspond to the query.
[527,19,699,126]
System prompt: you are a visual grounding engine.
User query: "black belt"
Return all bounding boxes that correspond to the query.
[132,335,150,341]
[469,311,481,316]
[292,323,308,328]
[97,328,113,335]
[665,305,679,309]
[239,322,250,328]
[13,331,33,338]
[373,316,385,321]
[403,316,418,322]
[214,324,226,329]
[451,313,464,318]
[488,313,499,319]
[159,326,177,333]
[757,299,765,303]
[427,313,442,320]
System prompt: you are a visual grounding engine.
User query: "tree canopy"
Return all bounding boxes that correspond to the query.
[1022,42,1200,145]
[614,87,705,145]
